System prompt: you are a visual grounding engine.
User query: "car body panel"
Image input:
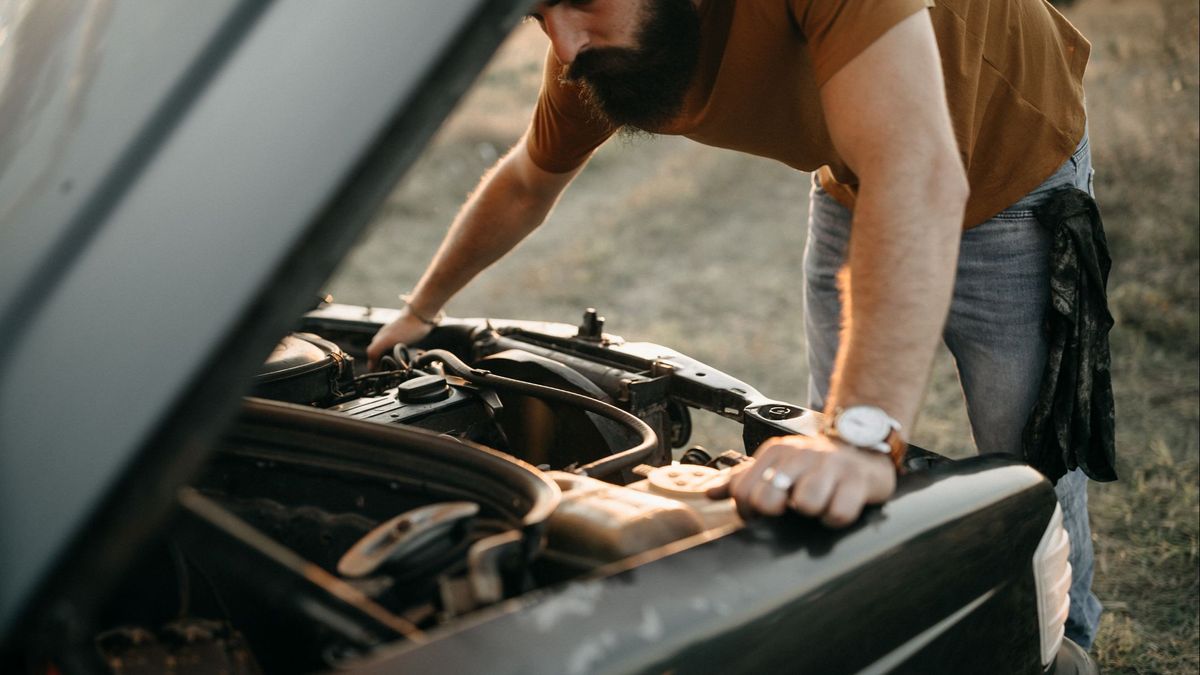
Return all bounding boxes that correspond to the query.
[0,0,528,637]
[359,457,1052,674]
[0,0,247,316]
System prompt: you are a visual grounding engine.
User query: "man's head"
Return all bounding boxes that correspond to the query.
[528,0,702,132]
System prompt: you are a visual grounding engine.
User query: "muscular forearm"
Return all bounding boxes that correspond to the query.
[713,10,966,527]
[406,136,580,315]
[818,10,968,435]
[825,163,966,433]
[366,136,580,367]
[713,159,964,527]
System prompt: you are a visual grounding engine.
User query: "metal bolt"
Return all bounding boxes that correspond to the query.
[762,405,800,420]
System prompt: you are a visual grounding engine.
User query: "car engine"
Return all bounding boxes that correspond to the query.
[92,309,765,673]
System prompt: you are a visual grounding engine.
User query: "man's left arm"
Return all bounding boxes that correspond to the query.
[709,11,967,526]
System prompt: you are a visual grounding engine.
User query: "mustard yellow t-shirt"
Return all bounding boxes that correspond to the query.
[526,0,1090,228]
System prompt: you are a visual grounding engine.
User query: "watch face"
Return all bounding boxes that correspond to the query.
[836,406,892,447]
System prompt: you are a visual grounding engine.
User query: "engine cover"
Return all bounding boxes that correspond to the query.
[251,333,354,406]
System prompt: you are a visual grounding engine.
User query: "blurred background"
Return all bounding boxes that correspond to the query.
[326,1,1199,671]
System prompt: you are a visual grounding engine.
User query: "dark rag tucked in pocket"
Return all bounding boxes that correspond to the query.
[1022,188,1118,484]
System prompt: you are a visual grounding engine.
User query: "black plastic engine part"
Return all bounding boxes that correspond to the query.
[395,374,450,404]
[251,333,354,406]
[411,349,659,479]
[475,350,638,473]
[678,446,713,466]
[325,370,505,450]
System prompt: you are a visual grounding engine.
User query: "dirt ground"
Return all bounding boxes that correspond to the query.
[327,1,1200,671]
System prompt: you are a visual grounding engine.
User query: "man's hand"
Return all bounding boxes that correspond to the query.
[706,435,897,527]
[365,137,583,372]
[366,309,433,370]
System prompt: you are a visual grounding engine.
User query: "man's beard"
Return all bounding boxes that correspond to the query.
[563,0,702,133]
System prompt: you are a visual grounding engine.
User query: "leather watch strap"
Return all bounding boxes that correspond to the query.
[882,428,908,472]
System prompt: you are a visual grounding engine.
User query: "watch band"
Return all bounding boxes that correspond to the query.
[878,427,908,471]
[824,406,909,471]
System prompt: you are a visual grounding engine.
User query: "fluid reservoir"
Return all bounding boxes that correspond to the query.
[544,472,708,565]
[626,464,742,532]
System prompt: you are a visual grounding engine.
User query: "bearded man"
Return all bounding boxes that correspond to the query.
[366,0,1102,648]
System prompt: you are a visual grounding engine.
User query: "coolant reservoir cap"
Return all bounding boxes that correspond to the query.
[647,465,725,498]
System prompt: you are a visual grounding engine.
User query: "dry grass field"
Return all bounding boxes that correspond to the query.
[327,1,1199,671]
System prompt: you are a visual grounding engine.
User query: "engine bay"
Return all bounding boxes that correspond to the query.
[92,309,796,673]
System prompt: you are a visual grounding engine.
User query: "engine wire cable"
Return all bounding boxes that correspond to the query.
[411,349,658,478]
[354,344,416,396]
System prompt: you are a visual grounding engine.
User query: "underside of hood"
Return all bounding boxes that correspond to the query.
[0,0,529,642]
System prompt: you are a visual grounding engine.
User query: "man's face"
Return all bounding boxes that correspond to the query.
[531,0,702,132]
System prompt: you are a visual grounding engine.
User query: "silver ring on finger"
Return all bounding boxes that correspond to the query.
[760,467,794,492]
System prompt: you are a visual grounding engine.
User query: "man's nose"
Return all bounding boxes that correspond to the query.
[543,12,588,64]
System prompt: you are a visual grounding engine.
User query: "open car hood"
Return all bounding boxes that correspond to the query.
[0,0,529,638]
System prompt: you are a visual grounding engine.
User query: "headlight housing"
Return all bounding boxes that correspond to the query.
[1033,502,1072,667]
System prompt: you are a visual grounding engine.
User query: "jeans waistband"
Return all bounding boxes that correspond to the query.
[1000,131,1092,215]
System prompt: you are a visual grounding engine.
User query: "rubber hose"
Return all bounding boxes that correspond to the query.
[411,349,658,478]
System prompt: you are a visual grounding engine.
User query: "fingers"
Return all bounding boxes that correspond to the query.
[723,442,813,520]
[366,325,400,371]
[366,313,434,371]
[366,334,394,371]
[729,459,764,520]
[705,481,730,499]
[705,435,898,528]
[366,338,384,371]
[820,475,867,528]
[728,453,774,520]
[703,462,753,515]
[787,467,837,519]
[747,450,815,518]
[704,469,736,499]
[747,469,791,517]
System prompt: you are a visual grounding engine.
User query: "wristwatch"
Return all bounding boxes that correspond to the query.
[823,405,907,469]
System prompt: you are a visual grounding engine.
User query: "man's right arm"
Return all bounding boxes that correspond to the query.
[366,134,583,367]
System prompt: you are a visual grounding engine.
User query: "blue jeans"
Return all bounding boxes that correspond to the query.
[803,135,1103,648]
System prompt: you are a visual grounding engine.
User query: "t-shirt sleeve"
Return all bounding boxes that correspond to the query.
[526,48,617,174]
[789,0,935,87]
